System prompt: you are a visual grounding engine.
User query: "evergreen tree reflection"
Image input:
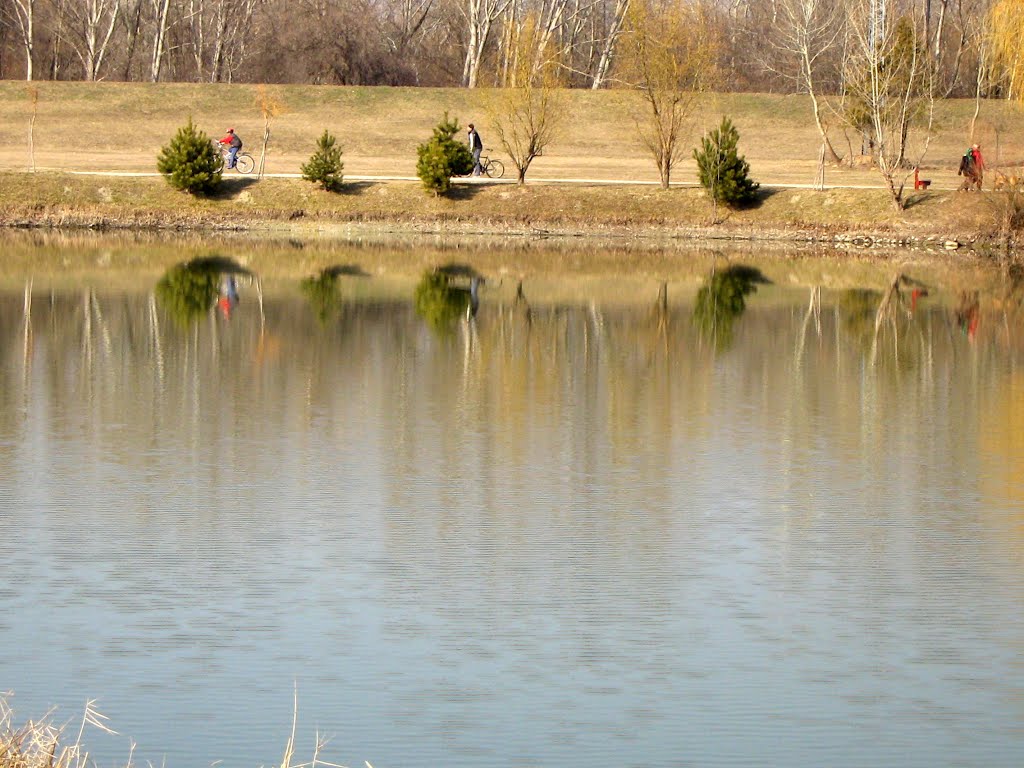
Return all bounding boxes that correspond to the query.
[155,256,253,327]
[693,264,767,351]
[414,267,478,334]
[300,270,341,324]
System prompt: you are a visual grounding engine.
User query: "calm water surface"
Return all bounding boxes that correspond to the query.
[1,243,1023,768]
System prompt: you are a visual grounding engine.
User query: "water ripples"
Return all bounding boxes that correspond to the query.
[2,288,1023,768]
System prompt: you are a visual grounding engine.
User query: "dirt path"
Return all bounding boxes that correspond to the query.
[62,168,894,190]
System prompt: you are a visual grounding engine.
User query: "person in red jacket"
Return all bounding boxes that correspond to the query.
[970,143,985,190]
[219,128,242,169]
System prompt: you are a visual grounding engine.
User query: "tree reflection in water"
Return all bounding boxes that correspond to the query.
[693,264,767,351]
[300,265,369,324]
[300,270,341,324]
[155,256,252,327]
[838,289,884,349]
[414,267,478,334]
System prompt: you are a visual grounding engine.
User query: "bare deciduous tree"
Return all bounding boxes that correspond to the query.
[186,0,262,82]
[488,26,563,182]
[765,0,845,164]
[844,7,936,210]
[63,0,123,81]
[3,0,36,79]
[149,0,172,81]
[0,0,996,94]
[617,0,719,188]
[591,0,629,88]
[462,0,514,86]
[253,83,285,177]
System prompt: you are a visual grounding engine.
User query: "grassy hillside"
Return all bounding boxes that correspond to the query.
[1,82,1022,188]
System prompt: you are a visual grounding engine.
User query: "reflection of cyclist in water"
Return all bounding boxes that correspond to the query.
[219,274,239,318]
[955,291,979,340]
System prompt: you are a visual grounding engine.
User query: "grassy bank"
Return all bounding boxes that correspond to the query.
[0,170,1013,247]
[1,82,1022,244]
[1,82,1022,187]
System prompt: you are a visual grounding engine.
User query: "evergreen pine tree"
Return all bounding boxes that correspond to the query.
[416,113,474,196]
[301,130,345,191]
[156,119,222,195]
[694,117,759,207]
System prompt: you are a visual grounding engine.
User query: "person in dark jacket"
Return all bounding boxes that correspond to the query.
[219,128,242,169]
[467,124,483,176]
[970,143,985,190]
[958,143,985,191]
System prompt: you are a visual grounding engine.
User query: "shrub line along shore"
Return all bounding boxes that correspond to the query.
[0,171,1016,255]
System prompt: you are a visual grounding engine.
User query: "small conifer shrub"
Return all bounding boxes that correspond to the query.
[301,130,345,192]
[416,113,474,196]
[156,118,222,195]
[694,117,760,207]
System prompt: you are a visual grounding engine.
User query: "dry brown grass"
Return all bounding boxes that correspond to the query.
[0,168,1007,244]
[0,83,1022,189]
[0,691,355,768]
[0,694,128,768]
[1,83,1022,242]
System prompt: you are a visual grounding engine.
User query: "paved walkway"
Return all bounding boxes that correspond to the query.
[66,169,891,190]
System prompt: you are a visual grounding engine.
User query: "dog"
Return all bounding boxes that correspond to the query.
[993,169,1021,191]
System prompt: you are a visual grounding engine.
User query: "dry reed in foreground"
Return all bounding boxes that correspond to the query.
[0,689,366,768]
[0,691,128,768]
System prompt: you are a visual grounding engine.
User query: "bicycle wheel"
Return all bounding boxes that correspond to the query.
[213,153,225,174]
[485,159,504,179]
[234,153,255,174]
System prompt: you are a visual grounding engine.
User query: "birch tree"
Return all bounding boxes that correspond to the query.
[591,0,630,88]
[3,0,36,79]
[524,0,597,83]
[149,0,171,81]
[462,0,514,86]
[186,0,262,82]
[62,0,123,81]
[844,10,935,209]
[766,0,845,163]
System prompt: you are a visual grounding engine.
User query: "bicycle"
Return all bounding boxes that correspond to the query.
[480,155,504,178]
[213,142,255,174]
[464,153,504,179]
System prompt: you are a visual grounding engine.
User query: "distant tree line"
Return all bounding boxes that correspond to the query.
[0,0,1015,97]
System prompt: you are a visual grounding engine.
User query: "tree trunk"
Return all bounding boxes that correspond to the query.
[462,0,483,86]
[122,0,144,79]
[76,0,122,81]
[9,0,35,80]
[591,0,629,89]
[150,0,171,81]
[808,87,842,165]
[27,86,37,171]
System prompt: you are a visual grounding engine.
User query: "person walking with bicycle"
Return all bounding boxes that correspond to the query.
[467,123,483,176]
[219,128,243,170]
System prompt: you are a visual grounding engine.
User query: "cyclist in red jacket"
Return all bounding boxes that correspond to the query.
[219,128,242,169]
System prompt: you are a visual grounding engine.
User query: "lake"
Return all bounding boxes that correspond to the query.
[1,234,1023,768]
